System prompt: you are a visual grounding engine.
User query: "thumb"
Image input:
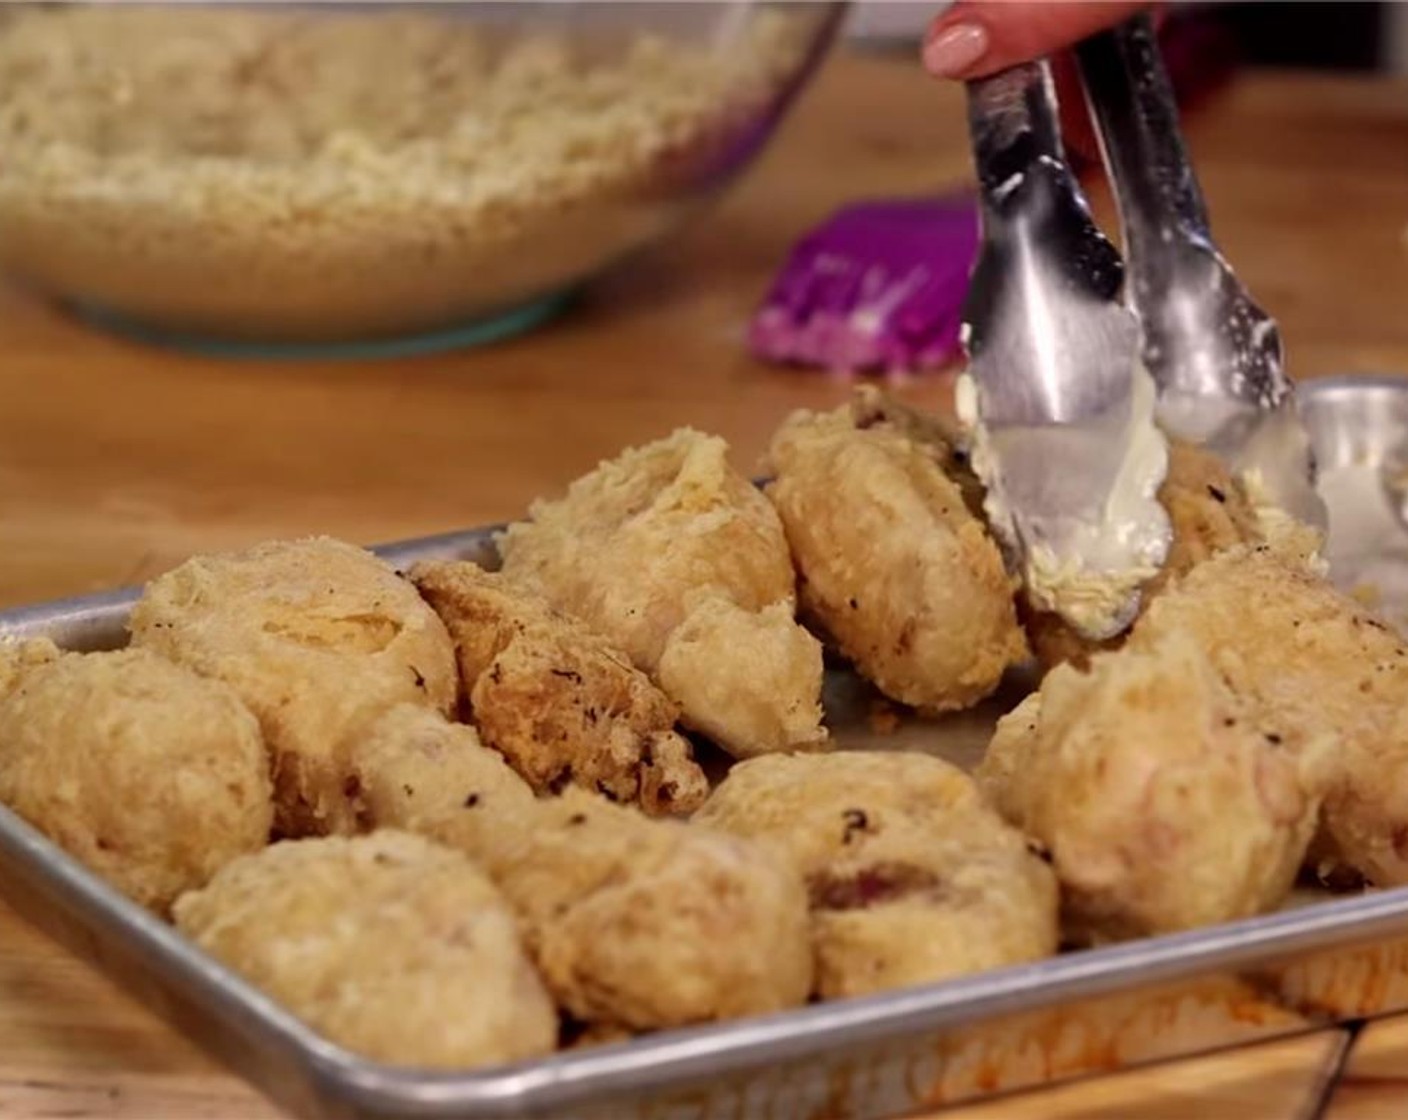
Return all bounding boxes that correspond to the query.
[922,1,1152,79]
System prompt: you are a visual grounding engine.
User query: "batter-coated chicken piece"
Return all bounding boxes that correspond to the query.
[496,428,826,758]
[173,831,557,1069]
[129,537,458,838]
[349,713,813,1031]
[411,561,707,816]
[346,704,536,850]
[765,392,1026,713]
[695,752,1058,999]
[0,647,272,912]
[977,627,1334,943]
[489,789,814,1030]
[1128,546,1408,887]
[1023,440,1325,670]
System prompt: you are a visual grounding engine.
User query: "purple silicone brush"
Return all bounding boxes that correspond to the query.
[747,194,979,377]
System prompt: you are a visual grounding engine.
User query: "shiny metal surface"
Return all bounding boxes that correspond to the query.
[960,60,1172,640]
[1299,375,1408,625]
[0,436,1406,1117]
[1076,14,1327,530]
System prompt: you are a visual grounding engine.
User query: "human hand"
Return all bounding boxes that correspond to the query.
[921,2,1158,165]
[920,1,1153,80]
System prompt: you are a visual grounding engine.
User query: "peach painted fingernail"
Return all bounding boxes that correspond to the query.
[922,22,989,78]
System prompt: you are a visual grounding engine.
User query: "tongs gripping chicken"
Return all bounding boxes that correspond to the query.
[958,14,1325,642]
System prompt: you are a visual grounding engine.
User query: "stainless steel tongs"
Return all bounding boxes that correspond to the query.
[1075,14,1326,530]
[958,14,1325,641]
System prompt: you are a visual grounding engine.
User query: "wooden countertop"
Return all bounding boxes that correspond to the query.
[1,49,1408,1120]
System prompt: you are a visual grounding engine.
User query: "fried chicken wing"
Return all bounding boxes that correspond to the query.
[1023,440,1324,670]
[695,752,1058,999]
[411,561,706,815]
[977,627,1334,942]
[765,392,1026,713]
[0,648,272,912]
[349,714,812,1031]
[1128,546,1408,887]
[128,536,458,838]
[173,831,557,1069]
[497,428,826,758]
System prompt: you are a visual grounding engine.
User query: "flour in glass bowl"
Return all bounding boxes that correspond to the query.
[0,4,816,342]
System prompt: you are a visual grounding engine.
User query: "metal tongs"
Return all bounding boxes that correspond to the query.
[959,14,1326,641]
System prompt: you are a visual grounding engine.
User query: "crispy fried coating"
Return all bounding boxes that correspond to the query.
[978,628,1333,942]
[411,561,707,815]
[655,597,824,760]
[0,648,272,912]
[347,703,536,850]
[1022,440,1265,670]
[0,636,59,698]
[695,752,1058,999]
[765,392,1026,713]
[351,718,812,1030]
[128,537,458,838]
[1128,547,1408,887]
[497,428,826,758]
[173,831,556,1069]
[490,789,813,1030]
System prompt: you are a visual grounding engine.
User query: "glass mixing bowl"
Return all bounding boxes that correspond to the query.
[0,1,845,357]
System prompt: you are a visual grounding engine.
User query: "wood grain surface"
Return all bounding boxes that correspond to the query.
[1,47,1407,1120]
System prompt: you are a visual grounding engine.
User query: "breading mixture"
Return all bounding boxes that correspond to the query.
[0,648,272,912]
[979,628,1334,942]
[766,391,1026,712]
[173,831,557,1068]
[129,536,457,838]
[412,561,706,815]
[0,636,59,697]
[0,4,812,340]
[351,714,812,1031]
[696,751,1058,998]
[498,428,826,757]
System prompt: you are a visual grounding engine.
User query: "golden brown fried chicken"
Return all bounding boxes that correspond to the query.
[128,536,458,838]
[497,428,826,758]
[346,703,536,850]
[654,596,822,760]
[491,789,814,1030]
[411,561,707,815]
[695,752,1058,999]
[173,831,556,1069]
[977,628,1333,943]
[1127,546,1408,887]
[350,715,813,1031]
[765,392,1026,713]
[0,647,272,912]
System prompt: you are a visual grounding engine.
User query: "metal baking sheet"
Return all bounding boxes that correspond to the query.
[2,374,1408,1120]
